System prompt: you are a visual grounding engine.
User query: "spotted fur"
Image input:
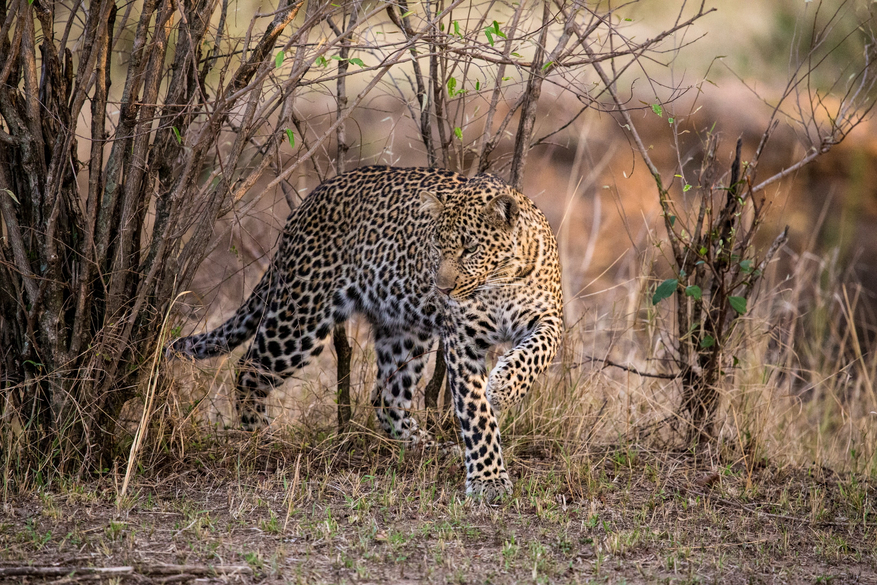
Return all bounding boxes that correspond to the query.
[170,166,563,498]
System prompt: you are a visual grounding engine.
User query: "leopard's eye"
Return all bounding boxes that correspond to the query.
[462,242,479,255]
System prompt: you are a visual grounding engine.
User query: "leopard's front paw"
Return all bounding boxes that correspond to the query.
[486,359,516,412]
[466,476,512,501]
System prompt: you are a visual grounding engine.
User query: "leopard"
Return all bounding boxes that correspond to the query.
[170,166,563,498]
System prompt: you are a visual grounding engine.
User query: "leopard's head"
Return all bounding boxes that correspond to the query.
[420,176,521,299]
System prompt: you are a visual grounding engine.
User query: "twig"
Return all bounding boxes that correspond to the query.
[386,0,435,166]
[0,564,252,578]
[757,226,790,274]
[509,1,551,190]
[574,355,680,380]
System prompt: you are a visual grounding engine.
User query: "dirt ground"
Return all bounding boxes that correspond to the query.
[1,435,874,584]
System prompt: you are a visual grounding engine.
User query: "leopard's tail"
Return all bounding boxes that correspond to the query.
[169,265,275,359]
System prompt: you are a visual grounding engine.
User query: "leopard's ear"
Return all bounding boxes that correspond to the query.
[419,191,444,219]
[483,194,519,230]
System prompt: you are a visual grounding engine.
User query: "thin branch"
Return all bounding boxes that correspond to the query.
[509,1,553,189]
[574,355,680,380]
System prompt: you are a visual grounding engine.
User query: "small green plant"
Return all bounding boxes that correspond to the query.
[502,535,519,569]
[24,519,51,550]
[105,521,126,542]
[389,530,407,546]
[243,551,263,572]
[260,511,281,534]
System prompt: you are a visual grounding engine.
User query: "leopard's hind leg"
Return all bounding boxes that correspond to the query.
[235,277,348,430]
[370,326,433,443]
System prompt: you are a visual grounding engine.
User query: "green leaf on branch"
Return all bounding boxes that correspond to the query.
[652,279,678,305]
[685,285,702,300]
[541,61,554,72]
[454,127,463,141]
[729,296,748,315]
[484,28,494,46]
[739,259,754,273]
[401,10,413,18]
[700,335,715,348]
[651,103,663,117]
[349,57,366,68]
[453,20,462,37]
[683,184,692,192]
[172,126,182,144]
[275,51,284,68]
[284,128,295,148]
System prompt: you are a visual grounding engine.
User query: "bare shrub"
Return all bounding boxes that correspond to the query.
[593,0,877,441]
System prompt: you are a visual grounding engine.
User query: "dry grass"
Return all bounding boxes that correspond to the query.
[1,432,874,583]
